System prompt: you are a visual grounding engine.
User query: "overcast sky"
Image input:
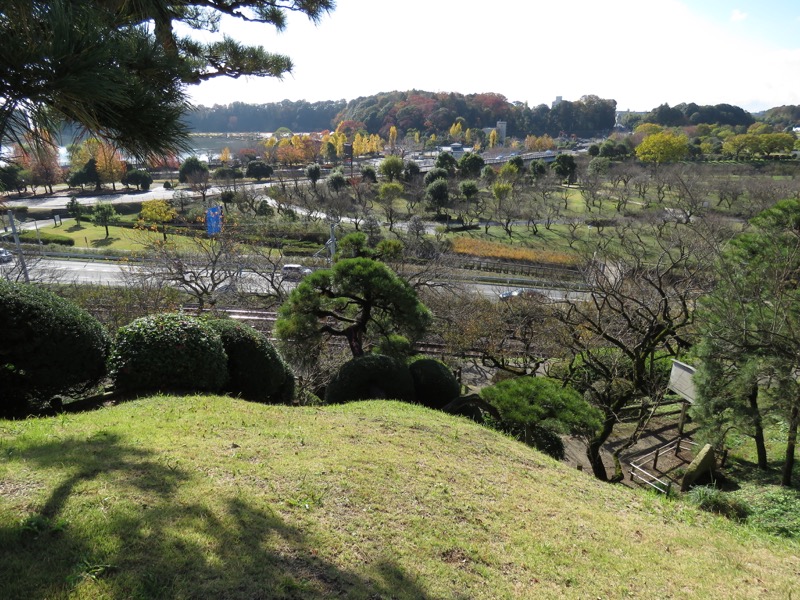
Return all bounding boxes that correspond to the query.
[185,0,800,113]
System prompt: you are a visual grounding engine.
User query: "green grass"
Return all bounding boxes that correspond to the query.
[1,397,797,599]
[42,220,196,252]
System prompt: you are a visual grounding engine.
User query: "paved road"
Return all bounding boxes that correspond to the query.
[4,180,278,211]
[4,256,588,302]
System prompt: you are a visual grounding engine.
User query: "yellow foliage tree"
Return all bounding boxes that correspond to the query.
[635,131,689,164]
[72,138,125,189]
[139,199,177,241]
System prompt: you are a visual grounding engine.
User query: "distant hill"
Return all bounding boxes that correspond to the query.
[0,396,797,599]
[187,93,800,140]
[186,90,619,139]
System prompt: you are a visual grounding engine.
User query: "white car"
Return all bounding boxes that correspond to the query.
[0,248,13,263]
[281,264,312,280]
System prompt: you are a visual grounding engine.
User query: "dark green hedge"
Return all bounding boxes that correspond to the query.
[205,318,294,403]
[408,358,460,409]
[110,313,228,394]
[17,231,74,246]
[0,280,110,415]
[325,354,415,404]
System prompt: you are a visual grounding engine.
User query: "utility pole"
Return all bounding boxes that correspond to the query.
[7,210,29,283]
[327,219,337,263]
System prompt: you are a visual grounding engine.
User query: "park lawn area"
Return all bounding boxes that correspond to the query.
[1,396,798,599]
[43,219,195,252]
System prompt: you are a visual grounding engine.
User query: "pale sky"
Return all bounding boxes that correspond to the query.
[185,0,800,113]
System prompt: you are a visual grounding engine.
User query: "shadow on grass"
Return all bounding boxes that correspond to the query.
[723,456,796,488]
[66,224,86,233]
[90,237,117,248]
[0,433,432,599]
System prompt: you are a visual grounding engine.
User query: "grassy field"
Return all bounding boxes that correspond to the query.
[40,220,201,253]
[1,396,797,599]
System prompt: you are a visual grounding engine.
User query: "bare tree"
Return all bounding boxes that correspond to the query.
[545,219,719,481]
[139,230,242,312]
[663,165,711,225]
[237,240,290,307]
[186,170,212,206]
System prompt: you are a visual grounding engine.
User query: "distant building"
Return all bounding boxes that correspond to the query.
[439,143,467,159]
[496,121,507,145]
[552,96,563,108]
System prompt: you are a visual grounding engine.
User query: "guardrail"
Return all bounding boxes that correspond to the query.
[629,437,699,494]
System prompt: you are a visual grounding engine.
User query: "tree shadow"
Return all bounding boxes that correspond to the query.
[66,224,85,233]
[90,237,118,247]
[0,433,433,599]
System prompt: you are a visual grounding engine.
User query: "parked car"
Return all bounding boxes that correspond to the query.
[0,248,13,263]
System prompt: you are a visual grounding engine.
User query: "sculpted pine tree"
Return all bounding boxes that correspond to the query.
[274,258,432,359]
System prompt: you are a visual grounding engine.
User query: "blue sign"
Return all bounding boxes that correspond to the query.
[206,206,222,235]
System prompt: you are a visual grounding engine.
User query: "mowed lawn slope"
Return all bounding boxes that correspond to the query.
[1,397,797,599]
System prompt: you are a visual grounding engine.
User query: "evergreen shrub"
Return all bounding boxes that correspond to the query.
[325,354,415,404]
[17,231,74,246]
[481,376,601,459]
[110,313,227,394]
[408,358,460,409]
[0,281,110,415]
[205,318,294,403]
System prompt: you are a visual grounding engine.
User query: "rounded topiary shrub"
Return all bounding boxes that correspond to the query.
[408,358,460,409]
[205,318,294,403]
[325,354,415,404]
[0,280,111,416]
[110,313,227,394]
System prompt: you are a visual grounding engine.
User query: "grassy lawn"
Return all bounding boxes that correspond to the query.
[43,220,194,252]
[1,397,797,599]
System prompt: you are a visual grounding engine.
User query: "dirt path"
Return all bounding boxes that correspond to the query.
[562,415,700,489]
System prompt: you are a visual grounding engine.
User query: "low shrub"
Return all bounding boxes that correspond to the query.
[205,318,294,403]
[408,358,460,409]
[0,281,110,415]
[481,376,601,459]
[325,354,415,404]
[17,231,74,246]
[522,424,566,460]
[110,313,227,394]
[373,334,413,360]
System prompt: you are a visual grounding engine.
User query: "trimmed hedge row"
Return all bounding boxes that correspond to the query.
[1,283,296,415]
[111,313,295,403]
[17,231,74,246]
[110,313,229,394]
[205,318,294,403]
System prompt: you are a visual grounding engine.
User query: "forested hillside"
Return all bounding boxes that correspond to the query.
[185,90,618,138]
[186,90,800,140]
